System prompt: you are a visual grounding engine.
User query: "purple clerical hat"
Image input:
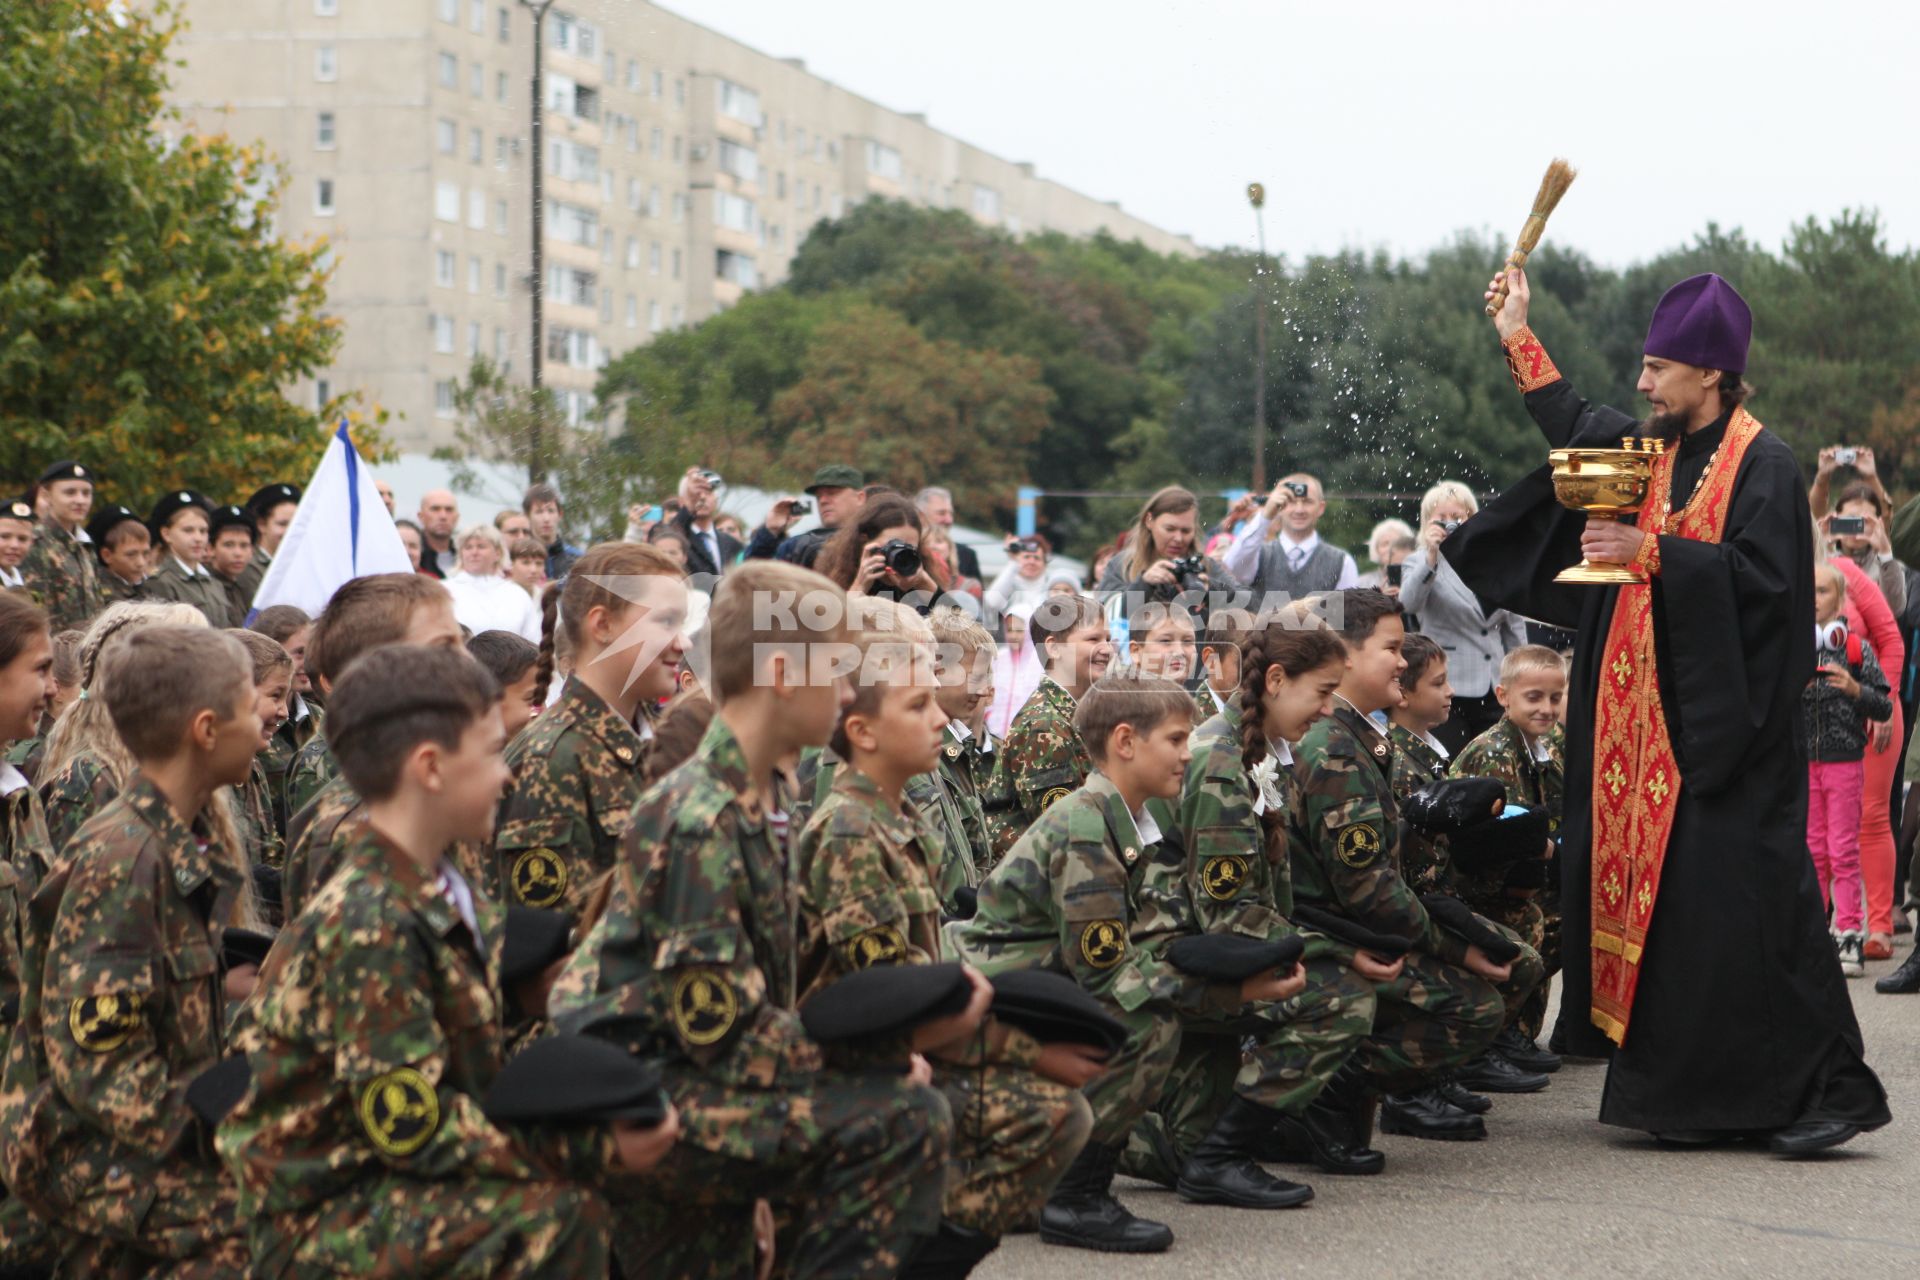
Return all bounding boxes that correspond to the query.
[1643,273,1752,374]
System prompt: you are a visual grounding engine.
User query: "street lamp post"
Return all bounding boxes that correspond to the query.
[1247,181,1269,495]
[524,0,557,484]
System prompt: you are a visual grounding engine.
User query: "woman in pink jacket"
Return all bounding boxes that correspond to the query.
[1832,552,1905,958]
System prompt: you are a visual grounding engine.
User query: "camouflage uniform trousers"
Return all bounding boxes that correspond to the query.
[252,1175,610,1278]
[56,1160,248,1279]
[1121,943,1378,1183]
[607,1070,953,1280]
[934,1059,1092,1235]
[1352,947,1506,1092]
[1468,893,1556,1041]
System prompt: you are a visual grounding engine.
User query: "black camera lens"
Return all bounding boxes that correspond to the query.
[1283,482,1309,499]
[880,538,921,578]
[1441,519,1462,535]
[788,498,812,516]
[699,469,724,488]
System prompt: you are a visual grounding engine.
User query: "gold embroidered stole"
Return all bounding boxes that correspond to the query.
[1588,407,1763,1045]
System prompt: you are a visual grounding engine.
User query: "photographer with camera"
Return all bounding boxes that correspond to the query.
[1093,485,1239,606]
[1398,481,1527,753]
[1813,448,1908,616]
[741,464,863,568]
[817,494,943,610]
[1357,518,1417,591]
[985,532,1063,618]
[1221,472,1361,598]
[670,466,742,580]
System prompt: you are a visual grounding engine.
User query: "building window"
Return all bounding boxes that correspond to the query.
[435,380,456,417]
[432,314,455,354]
[470,61,483,97]
[671,192,685,223]
[494,199,508,234]
[434,182,460,222]
[599,286,614,323]
[468,321,482,356]
[671,248,682,280]
[436,118,456,154]
[624,237,639,269]
[547,11,596,58]
[601,228,612,262]
[316,377,332,408]
[674,78,685,106]
[672,134,682,162]
[495,262,507,297]
[713,192,756,234]
[315,111,336,149]
[495,135,509,169]
[498,6,510,40]
[496,71,508,103]
[315,0,338,16]
[467,189,485,229]
[625,60,639,90]
[437,0,457,21]
[550,138,598,184]
[316,46,338,81]
[467,256,482,293]
[601,170,614,204]
[548,201,598,246]
[435,250,455,287]
[972,184,1000,220]
[715,249,758,289]
[548,264,596,306]
[495,328,508,362]
[648,241,661,275]
[546,327,598,367]
[626,178,640,211]
[793,179,804,206]
[469,127,483,164]
[545,73,598,121]
[865,141,901,181]
[649,127,663,159]
[716,79,761,127]
[774,171,786,199]
[671,303,683,326]
[314,178,336,216]
[717,140,757,183]
[470,0,485,33]
[647,184,662,218]
[437,52,457,88]
[651,69,663,99]
[648,300,661,332]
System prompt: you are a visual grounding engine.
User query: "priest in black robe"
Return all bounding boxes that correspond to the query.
[1443,267,1888,1156]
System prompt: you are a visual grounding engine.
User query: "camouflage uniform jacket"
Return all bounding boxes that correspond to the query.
[1288,702,1462,962]
[984,678,1092,863]
[494,675,651,914]
[1449,716,1561,904]
[1190,681,1231,725]
[281,776,363,924]
[548,717,821,1165]
[283,731,338,823]
[259,696,319,835]
[0,776,241,1230]
[98,571,146,608]
[1387,722,1453,895]
[949,771,1233,1020]
[235,760,283,871]
[141,557,234,629]
[4,733,45,786]
[19,520,100,633]
[0,764,54,1038]
[218,824,605,1221]
[904,725,989,913]
[1164,703,1298,939]
[39,748,118,855]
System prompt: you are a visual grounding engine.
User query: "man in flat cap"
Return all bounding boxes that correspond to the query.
[20,461,101,630]
[1445,268,1889,1156]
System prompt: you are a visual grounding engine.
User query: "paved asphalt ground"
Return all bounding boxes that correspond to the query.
[982,934,1918,1280]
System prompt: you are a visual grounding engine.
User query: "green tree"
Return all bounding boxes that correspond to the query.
[0,0,382,501]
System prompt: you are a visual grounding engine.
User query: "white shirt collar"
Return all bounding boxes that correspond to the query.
[1268,738,1293,767]
[435,860,480,938]
[0,762,28,798]
[1130,803,1163,849]
[69,524,92,545]
[0,566,22,589]
[947,720,973,745]
[1279,528,1321,555]
[1422,729,1452,760]
[289,692,310,724]
[172,554,207,580]
[1527,733,1554,763]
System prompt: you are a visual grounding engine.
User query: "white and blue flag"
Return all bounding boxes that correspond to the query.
[247,423,412,622]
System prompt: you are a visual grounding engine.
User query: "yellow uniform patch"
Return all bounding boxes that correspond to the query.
[671,968,739,1046]
[510,847,569,908]
[1202,855,1250,900]
[358,1066,440,1157]
[1336,824,1382,868]
[1079,919,1127,969]
[68,993,144,1053]
[1041,786,1072,810]
[842,926,908,970]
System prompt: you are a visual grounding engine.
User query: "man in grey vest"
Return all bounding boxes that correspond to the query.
[1222,473,1361,600]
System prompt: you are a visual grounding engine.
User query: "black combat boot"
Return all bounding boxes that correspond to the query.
[1433,1074,1493,1115]
[1039,1142,1174,1254]
[1875,947,1920,993]
[1494,1026,1562,1073]
[1174,1097,1315,1209]
[899,1221,1001,1280]
[1380,1088,1488,1141]
[1265,1062,1386,1175]
[1453,1049,1550,1093]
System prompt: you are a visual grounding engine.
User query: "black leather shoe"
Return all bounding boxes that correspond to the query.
[1769,1121,1862,1158]
[900,1221,1000,1280]
[1176,1098,1315,1208]
[1039,1143,1174,1254]
[1434,1077,1493,1115]
[1453,1051,1550,1094]
[1269,1107,1386,1176]
[1494,1027,1562,1074]
[1379,1089,1487,1141]
[1875,948,1920,993]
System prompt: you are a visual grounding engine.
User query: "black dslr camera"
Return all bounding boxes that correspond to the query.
[879,538,922,579]
[1165,554,1209,594]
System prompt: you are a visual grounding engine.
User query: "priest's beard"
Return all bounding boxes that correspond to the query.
[1641,409,1691,443]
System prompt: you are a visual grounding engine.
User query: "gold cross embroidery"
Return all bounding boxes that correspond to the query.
[1603,870,1623,906]
[1611,652,1633,685]
[1603,760,1627,798]
[1645,771,1670,807]
[1635,880,1653,919]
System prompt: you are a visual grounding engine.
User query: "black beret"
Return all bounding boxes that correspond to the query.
[246,482,301,515]
[1404,778,1508,834]
[36,460,92,487]
[1501,859,1551,892]
[989,969,1126,1056]
[147,489,210,534]
[1166,933,1306,983]
[947,886,979,920]
[1419,894,1523,965]
[86,504,145,546]
[1446,805,1552,876]
[251,864,283,922]
[501,906,572,988]
[0,499,31,523]
[221,927,275,971]
[799,961,972,1044]
[483,1034,667,1126]
[208,504,258,541]
[185,1055,252,1128]
[1289,903,1413,958]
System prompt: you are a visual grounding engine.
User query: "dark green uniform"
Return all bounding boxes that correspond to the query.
[798,766,1090,1236]
[39,748,118,855]
[0,764,55,1270]
[1287,702,1510,1091]
[494,676,650,914]
[218,824,612,1277]
[983,678,1091,864]
[259,696,319,836]
[1450,716,1563,1041]
[19,519,101,633]
[1387,722,1453,896]
[210,569,250,628]
[282,732,337,823]
[235,546,271,610]
[549,718,951,1279]
[904,724,992,914]
[0,776,248,1274]
[142,556,234,628]
[235,759,284,872]
[98,571,147,607]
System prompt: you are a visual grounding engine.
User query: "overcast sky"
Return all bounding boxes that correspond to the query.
[681,0,1918,267]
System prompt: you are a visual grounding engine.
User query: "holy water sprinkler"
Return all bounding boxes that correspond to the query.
[1485,159,1578,316]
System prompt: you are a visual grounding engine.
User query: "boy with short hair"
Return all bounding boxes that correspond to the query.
[550,562,957,1279]
[953,673,1312,1255]
[906,606,999,910]
[1288,590,1517,1138]
[1388,633,1455,895]
[467,629,543,740]
[1,627,259,1274]
[20,461,100,631]
[88,504,152,606]
[0,500,34,600]
[206,506,259,627]
[982,594,1115,861]
[1193,607,1257,722]
[799,605,1093,1275]
[1451,644,1569,1057]
[219,644,668,1275]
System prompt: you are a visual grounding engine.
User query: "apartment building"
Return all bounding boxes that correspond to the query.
[167,0,1201,450]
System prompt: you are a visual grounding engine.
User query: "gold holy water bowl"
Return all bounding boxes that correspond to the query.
[1549,438,1663,585]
